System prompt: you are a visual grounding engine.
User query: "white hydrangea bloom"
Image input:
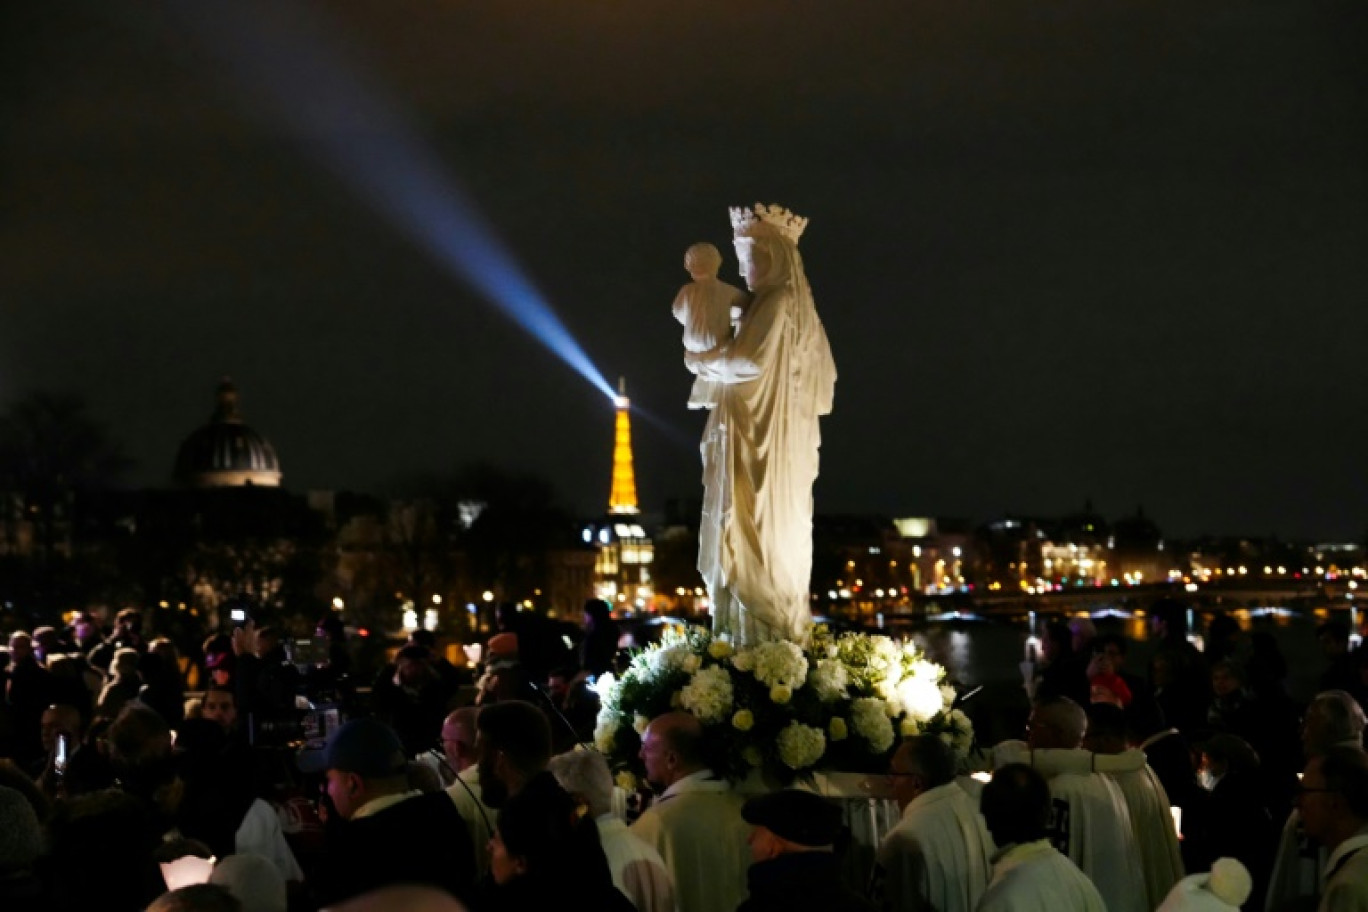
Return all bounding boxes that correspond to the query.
[776,721,826,770]
[851,697,895,753]
[731,649,755,673]
[678,665,734,724]
[651,643,693,677]
[594,717,618,753]
[750,641,809,688]
[808,659,849,703]
[898,675,945,723]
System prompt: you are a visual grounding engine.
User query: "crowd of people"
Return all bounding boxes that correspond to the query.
[0,596,1365,912]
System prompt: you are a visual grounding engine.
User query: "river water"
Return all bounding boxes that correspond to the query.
[881,608,1341,745]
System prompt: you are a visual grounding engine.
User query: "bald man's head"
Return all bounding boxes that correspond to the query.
[641,712,708,790]
[441,706,481,771]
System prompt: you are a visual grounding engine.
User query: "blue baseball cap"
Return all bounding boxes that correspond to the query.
[296,718,407,779]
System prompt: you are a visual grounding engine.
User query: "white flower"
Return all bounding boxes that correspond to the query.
[947,709,975,754]
[900,717,921,737]
[770,684,792,705]
[678,666,734,724]
[898,675,945,723]
[851,697,895,753]
[751,641,808,688]
[708,639,734,660]
[776,721,826,770]
[907,658,944,686]
[588,672,618,702]
[808,659,849,703]
[682,654,702,674]
[651,643,693,677]
[940,685,957,707]
[594,718,618,753]
[732,709,755,731]
[633,714,650,734]
[615,771,637,792]
[731,649,755,672]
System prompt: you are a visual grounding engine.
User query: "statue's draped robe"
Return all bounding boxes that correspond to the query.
[691,233,835,644]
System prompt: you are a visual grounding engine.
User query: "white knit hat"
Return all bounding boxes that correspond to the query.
[1156,858,1253,912]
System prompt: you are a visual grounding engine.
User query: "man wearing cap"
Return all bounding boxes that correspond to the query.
[631,711,751,912]
[299,717,474,907]
[872,735,993,912]
[740,789,877,912]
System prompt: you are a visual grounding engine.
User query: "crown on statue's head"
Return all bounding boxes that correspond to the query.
[730,203,808,245]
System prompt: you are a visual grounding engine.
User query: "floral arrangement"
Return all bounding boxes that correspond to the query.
[593,624,975,787]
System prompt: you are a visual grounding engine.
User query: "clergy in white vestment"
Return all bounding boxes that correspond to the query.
[1084,702,1185,907]
[550,749,676,912]
[994,696,1148,912]
[872,735,994,912]
[976,764,1106,912]
[630,713,751,912]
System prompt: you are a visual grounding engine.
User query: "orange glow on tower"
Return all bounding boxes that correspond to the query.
[608,377,640,515]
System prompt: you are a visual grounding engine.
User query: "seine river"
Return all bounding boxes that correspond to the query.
[879,608,1342,745]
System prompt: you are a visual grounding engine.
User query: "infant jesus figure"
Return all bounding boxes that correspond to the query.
[672,242,748,409]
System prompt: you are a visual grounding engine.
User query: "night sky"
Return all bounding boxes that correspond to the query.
[4,1,1367,539]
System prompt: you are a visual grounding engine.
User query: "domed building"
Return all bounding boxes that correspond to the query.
[174,378,282,488]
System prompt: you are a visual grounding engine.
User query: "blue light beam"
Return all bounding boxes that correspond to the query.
[163,0,617,403]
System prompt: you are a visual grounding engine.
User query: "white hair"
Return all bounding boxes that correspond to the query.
[547,749,614,818]
[1310,690,1367,744]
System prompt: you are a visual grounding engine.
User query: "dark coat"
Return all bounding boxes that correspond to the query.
[314,790,476,908]
[738,852,879,912]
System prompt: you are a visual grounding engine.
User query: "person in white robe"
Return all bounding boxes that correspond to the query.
[630,713,750,912]
[550,749,675,912]
[686,203,836,645]
[873,735,994,912]
[976,763,1106,912]
[995,696,1148,912]
[1084,702,1185,906]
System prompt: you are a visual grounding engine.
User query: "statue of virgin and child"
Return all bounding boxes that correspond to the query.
[671,204,836,645]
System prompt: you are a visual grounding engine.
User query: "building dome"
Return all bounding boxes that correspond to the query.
[174,378,282,488]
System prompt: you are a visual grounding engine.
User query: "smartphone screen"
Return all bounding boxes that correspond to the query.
[55,733,69,774]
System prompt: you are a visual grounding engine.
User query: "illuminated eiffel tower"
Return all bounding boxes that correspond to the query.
[608,377,639,515]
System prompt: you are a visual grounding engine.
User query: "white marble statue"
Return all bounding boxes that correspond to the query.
[683,204,836,644]
[671,242,749,410]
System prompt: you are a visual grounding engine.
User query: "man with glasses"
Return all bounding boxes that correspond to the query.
[871,735,993,912]
[1268,689,1367,911]
[1297,746,1368,911]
